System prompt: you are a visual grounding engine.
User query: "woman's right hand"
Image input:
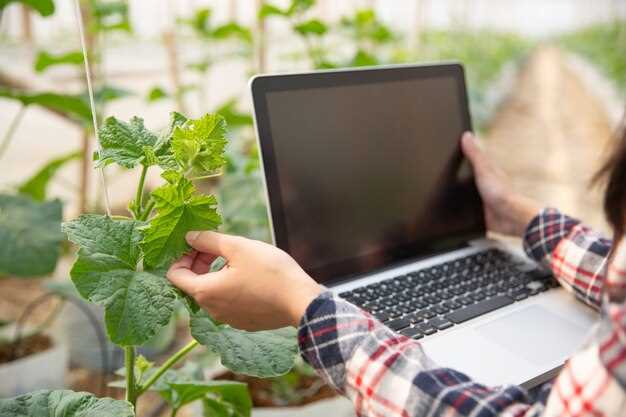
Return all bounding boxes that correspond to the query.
[461,132,541,237]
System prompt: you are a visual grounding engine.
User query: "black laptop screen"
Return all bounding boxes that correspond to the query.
[256,66,485,285]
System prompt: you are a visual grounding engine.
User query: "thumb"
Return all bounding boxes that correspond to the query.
[166,254,227,297]
[461,132,486,169]
[185,230,241,258]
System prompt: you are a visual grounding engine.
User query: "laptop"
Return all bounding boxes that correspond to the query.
[250,63,597,388]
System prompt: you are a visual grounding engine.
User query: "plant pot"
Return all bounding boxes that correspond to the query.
[0,334,68,397]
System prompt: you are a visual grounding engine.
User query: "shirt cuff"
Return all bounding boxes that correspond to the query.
[522,207,580,263]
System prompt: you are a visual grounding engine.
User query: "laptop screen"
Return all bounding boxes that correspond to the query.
[255,65,485,285]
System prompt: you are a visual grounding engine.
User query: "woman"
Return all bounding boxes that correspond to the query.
[167,128,626,416]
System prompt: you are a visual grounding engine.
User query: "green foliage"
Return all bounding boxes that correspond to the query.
[170,114,227,174]
[0,88,92,123]
[34,50,83,73]
[215,99,253,129]
[91,0,132,33]
[259,0,314,19]
[141,172,221,268]
[59,111,297,414]
[63,215,178,346]
[559,21,626,95]
[0,389,134,417]
[0,0,54,17]
[146,86,169,102]
[18,151,80,201]
[294,19,328,37]
[190,307,298,377]
[96,116,170,168]
[340,8,394,45]
[0,194,63,277]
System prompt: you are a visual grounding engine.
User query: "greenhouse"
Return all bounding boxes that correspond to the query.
[0,1,625,416]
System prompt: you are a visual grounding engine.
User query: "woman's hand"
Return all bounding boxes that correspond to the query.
[166,231,323,331]
[461,132,541,237]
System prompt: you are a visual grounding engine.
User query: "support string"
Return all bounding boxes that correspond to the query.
[72,0,112,217]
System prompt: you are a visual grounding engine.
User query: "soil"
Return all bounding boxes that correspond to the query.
[0,333,52,364]
[218,371,337,407]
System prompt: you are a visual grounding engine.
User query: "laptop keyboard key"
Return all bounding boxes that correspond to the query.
[415,323,438,335]
[446,295,514,324]
[427,317,454,330]
[387,317,411,331]
[400,327,423,339]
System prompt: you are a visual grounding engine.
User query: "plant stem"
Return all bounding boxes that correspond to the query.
[125,346,137,408]
[0,105,26,162]
[137,340,199,396]
[134,165,149,217]
[139,199,155,221]
[170,408,179,417]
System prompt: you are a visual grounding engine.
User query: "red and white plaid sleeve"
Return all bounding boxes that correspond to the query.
[298,208,626,416]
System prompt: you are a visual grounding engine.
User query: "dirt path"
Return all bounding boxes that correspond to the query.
[485,45,616,235]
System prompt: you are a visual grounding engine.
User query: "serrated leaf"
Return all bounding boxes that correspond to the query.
[0,194,63,277]
[0,389,134,417]
[190,308,298,377]
[142,173,221,268]
[294,19,328,36]
[96,116,166,168]
[171,114,227,174]
[0,0,54,16]
[63,215,178,345]
[34,50,83,73]
[18,151,80,201]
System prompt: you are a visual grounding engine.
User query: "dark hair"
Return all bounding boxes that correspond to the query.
[594,113,626,240]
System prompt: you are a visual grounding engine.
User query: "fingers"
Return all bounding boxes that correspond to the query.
[192,252,218,274]
[185,230,241,258]
[461,132,489,172]
[167,254,200,295]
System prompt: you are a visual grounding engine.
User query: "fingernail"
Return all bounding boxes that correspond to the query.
[186,231,200,243]
[463,131,474,140]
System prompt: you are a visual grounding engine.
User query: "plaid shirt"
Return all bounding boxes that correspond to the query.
[298,208,626,417]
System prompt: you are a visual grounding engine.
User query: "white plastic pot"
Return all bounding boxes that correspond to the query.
[0,339,67,397]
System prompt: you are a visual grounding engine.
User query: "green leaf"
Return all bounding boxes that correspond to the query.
[0,389,134,417]
[0,88,91,123]
[146,86,168,102]
[92,0,132,33]
[286,0,315,16]
[163,381,250,416]
[294,19,327,37]
[0,0,54,17]
[34,50,83,73]
[0,194,63,277]
[190,307,298,377]
[215,100,252,129]
[350,49,379,67]
[63,215,178,345]
[96,116,165,168]
[211,22,252,44]
[141,172,221,268]
[90,85,132,105]
[258,4,287,19]
[171,114,227,174]
[18,151,80,201]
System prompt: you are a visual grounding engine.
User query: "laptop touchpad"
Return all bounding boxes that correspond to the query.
[474,305,587,367]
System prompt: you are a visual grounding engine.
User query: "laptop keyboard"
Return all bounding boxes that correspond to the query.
[339,249,557,340]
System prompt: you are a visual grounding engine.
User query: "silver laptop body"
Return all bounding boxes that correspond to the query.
[250,64,597,389]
